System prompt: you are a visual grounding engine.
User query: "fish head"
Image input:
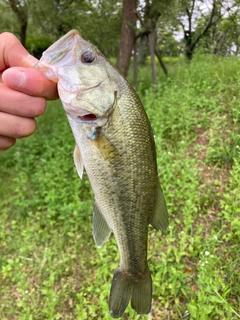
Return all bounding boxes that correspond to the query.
[36,30,122,128]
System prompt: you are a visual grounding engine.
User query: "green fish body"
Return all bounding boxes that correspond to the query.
[36,30,168,318]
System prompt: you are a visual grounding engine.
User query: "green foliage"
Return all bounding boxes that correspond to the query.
[26,36,53,59]
[25,0,122,58]
[0,0,122,58]
[0,56,240,319]
[0,1,19,35]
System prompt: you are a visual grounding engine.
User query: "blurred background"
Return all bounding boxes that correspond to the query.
[0,1,240,319]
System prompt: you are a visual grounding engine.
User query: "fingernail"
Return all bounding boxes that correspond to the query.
[2,69,26,88]
[27,54,38,64]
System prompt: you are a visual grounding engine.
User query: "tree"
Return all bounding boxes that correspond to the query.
[116,0,137,76]
[136,0,171,84]
[170,0,239,60]
[27,0,122,58]
[181,0,217,60]
[29,0,86,39]
[0,1,18,35]
[212,11,240,56]
[144,0,162,84]
[3,0,28,45]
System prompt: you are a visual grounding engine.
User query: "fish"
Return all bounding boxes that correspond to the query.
[35,30,168,318]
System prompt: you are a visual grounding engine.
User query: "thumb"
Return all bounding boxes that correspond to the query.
[2,67,58,100]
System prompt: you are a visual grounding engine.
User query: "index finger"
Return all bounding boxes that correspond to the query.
[0,32,36,70]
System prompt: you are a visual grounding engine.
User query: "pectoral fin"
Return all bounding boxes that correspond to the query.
[73,144,84,179]
[91,131,120,163]
[150,182,168,230]
[93,201,112,248]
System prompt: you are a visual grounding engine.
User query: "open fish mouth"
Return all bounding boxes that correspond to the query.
[76,113,98,122]
[67,91,118,125]
[65,107,99,123]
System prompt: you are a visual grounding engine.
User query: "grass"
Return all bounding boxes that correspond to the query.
[0,55,240,319]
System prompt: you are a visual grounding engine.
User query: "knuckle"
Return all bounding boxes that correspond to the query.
[28,98,46,117]
[13,119,36,138]
[36,98,47,115]
[33,72,58,100]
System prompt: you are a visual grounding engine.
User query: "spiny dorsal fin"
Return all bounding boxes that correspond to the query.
[92,201,112,248]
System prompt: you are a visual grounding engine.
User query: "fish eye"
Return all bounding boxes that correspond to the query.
[81,51,95,63]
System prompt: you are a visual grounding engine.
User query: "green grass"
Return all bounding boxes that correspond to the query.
[0,55,240,319]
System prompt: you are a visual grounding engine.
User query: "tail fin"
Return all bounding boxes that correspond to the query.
[109,267,152,318]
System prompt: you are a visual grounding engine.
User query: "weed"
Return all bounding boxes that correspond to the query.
[0,56,240,319]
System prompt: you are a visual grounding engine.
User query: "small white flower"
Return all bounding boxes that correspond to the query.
[25,290,29,294]
[201,263,205,267]
[205,251,210,256]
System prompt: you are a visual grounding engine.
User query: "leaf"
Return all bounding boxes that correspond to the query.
[187,303,198,318]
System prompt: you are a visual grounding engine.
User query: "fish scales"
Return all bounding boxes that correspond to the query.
[35,30,168,318]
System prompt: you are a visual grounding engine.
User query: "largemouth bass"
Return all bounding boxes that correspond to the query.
[36,30,168,318]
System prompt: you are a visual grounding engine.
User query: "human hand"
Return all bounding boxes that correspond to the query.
[0,32,58,151]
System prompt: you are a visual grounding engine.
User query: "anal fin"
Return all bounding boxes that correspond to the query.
[150,181,168,230]
[93,201,111,248]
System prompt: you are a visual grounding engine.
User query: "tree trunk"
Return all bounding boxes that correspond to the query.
[148,26,157,86]
[20,20,27,47]
[137,34,148,65]
[7,0,28,46]
[214,32,229,55]
[133,40,138,89]
[184,31,193,61]
[182,0,218,61]
[136,0,168,82]
[116,0,137,76]
[154,46,168,77]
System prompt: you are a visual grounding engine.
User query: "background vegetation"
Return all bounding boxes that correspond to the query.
[0,0,240,319]
[1,56,240,319]
[1,0,240,66]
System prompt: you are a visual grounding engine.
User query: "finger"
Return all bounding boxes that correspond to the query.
[2,67,58,100]
[0,32,37,70]
[0,135,16,151]
[0,83,47,117]
[0,112,37,139]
